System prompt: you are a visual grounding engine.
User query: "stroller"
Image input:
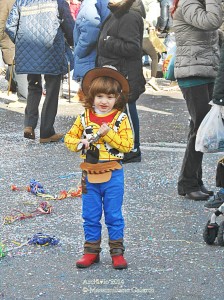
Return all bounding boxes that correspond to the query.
[203,157,224,246]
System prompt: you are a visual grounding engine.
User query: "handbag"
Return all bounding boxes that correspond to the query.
[195,104,224,153]
[162,45,176,81]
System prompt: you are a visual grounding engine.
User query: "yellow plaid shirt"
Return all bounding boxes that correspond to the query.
[64,109,134,161]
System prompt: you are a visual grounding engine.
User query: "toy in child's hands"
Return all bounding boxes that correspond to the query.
[77,131,102,151]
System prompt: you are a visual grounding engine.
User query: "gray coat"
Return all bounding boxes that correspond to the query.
[173,0,223,79]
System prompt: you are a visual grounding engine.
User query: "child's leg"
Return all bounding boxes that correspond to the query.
[76,181,103,268]
[103,168,125,243]
[82,180,102,254]
[102,168,127,269]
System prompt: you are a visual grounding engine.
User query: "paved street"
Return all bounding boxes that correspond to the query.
[0,76,224,300]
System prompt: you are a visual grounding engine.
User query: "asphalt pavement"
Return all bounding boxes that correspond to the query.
[0,74,224,300]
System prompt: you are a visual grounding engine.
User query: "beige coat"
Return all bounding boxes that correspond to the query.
[0,0,15,64]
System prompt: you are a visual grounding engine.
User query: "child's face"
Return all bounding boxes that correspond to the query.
[93,93,116,113]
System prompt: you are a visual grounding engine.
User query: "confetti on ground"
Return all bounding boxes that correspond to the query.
[11,179,82,200]
[2,201,53,225]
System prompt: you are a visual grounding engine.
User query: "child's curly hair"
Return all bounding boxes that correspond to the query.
[78,76,128,111]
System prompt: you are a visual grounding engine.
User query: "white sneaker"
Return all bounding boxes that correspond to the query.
[148,78,160,91]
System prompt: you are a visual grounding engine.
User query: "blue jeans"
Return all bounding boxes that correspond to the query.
[82,168,125,242]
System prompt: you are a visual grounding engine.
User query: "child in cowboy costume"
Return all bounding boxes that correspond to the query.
[64,66,133,269]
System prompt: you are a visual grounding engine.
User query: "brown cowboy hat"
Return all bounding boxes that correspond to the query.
[81,65,130,96]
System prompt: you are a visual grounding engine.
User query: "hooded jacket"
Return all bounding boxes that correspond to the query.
[97,0,146,103]
[73,0,110,81]
[173,0,223,79]
[6,0,75,75]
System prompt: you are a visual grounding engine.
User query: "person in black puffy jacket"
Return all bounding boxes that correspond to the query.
[97,0,146,163]
[6,0,75,143]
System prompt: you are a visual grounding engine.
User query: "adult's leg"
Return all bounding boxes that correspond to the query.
[40,74,61,138]
[178,83,214,194]
[24,74,42,129]
[0,50,5,69]
[125,101,140,150]
[142,37,158,78]
[14,72,28,101]
[5,65,17,92]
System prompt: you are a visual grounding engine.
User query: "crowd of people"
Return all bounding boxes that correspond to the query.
[1,0,224,269]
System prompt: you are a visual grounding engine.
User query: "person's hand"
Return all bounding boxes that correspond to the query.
[78,139,90,150]
[98,123,110,136]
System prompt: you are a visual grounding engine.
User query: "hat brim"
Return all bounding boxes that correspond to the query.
[82,67,130,96]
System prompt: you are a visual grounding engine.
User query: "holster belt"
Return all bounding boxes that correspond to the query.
[80,161,122,183]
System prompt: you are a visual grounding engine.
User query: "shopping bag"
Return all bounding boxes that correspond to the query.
[164,33,176,53]
[162,45,176,81]
[195,104,224,153]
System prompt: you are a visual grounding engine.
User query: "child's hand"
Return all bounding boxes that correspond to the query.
[81,139,90,149]
[98,123,110,136]
[77,139,90,151]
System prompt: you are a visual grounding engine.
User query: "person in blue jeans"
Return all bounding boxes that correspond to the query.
[64,66,133,269]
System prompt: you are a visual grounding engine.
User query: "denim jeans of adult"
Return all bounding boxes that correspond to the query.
[178,83,214,195]
[125,101,140,150]
[24,73,61,138]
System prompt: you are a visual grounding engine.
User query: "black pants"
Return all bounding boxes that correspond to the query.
[24,74,61,138]
[178,83,214,194]
[125,101,140,150]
